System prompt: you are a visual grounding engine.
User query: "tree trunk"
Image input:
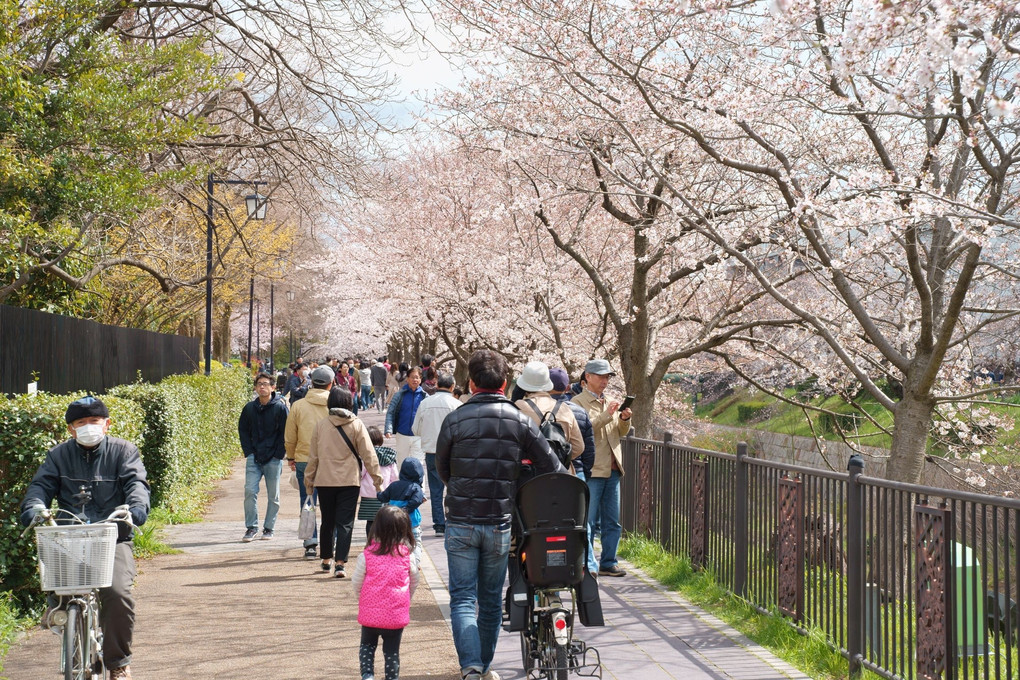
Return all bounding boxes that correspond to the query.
[214,304,231,363]
[886,391,934,483]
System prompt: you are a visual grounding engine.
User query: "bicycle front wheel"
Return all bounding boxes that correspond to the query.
[63,603,88,680]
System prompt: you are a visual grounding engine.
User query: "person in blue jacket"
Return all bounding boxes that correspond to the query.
[378,457,426,557]
[384,366,427,466]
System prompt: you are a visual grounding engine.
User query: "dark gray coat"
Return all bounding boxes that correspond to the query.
[20,436,150,540]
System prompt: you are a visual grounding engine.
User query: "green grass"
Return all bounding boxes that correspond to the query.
[131,506,183,559]
[0,593,32,678]
[695,388,1020,460]
[619,535,882,680]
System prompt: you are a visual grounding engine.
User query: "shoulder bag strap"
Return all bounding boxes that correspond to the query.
[335,424,364,472]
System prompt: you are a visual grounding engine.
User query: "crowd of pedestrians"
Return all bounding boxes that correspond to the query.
[234,348,634,680]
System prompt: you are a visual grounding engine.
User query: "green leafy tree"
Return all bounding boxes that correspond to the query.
[0,0,217,312]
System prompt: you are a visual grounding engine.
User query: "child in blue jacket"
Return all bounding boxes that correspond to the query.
[378,458,426,558]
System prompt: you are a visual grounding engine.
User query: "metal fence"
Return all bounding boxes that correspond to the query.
[620,435,1020,680]
[0,305,199,395]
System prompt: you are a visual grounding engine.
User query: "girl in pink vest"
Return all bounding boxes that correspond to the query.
[352,504,420,680]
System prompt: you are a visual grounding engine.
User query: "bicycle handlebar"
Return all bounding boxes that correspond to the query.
[21,504,135,538]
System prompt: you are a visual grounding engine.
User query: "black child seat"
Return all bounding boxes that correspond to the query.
[517,472,589,587]
[505,472,604,630]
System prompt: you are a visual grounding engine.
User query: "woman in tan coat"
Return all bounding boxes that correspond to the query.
[305,386,383,577]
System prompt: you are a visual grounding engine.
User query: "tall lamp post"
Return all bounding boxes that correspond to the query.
[245,276,254,368]
[205,174,268,375]
[286,290,296,363]
[269,284,275,372]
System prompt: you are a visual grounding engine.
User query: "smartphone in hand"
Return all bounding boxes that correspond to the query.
[620,395,635,411]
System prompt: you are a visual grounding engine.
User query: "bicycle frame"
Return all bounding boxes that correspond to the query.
[25,504,131,680]
[520,587,601,680]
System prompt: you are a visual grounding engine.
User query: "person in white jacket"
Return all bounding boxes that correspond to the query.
[411,372,461,535]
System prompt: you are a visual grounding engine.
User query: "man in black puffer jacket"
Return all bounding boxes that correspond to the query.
[436,349,565,680]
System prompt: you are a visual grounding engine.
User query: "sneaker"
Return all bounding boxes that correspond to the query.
[242,527,258,542]
[304,545,318,559]
[109,666,133,679]
[598,565,627,577]
[482,670,501,680]
[435,526,445,535]
[462,674,482,680]
[260,528,274,540]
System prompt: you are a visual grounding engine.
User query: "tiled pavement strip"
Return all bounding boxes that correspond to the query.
[3,406,809,680]
[357,412,809,680]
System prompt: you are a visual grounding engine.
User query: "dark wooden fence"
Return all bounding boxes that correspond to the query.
[0,305,199,395]
[621,435,1020,680]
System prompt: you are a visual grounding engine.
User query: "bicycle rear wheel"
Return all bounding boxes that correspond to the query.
[63,603,88,680]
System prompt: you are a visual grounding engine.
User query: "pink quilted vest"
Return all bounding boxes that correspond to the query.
[358,543,412,629]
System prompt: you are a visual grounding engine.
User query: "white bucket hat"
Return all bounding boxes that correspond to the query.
[516,361,554,393]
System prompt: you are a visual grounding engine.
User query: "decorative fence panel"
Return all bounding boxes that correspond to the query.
[620,436,1020,680]
[0,305,199,395]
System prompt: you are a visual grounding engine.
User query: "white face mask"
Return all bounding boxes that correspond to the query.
[74,423,106,447]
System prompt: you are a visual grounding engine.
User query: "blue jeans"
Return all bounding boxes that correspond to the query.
[587,470,621,570]
[576,470,598,574]
[445,522,511,676]
[295,462,318,547]
[244,457,283,531]
[424,453,445,530]
[361,385,372,409]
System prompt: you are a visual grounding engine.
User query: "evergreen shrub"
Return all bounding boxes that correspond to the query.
[0,368,250,615]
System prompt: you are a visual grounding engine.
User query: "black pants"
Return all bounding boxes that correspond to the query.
[360,626,403,679]
[317,486,359,562]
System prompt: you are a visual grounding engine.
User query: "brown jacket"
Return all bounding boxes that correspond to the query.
[305,409,383,495]
[515,392,584,469]
[572,390,631,478]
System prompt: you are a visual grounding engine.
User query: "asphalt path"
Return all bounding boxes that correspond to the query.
[3,403,809,680]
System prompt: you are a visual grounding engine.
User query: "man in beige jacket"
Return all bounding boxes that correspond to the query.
[572,359,632,577]
[285,365,334,558]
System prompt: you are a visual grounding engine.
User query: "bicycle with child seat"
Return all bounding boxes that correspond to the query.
[22,503,133,680]
[505,473,603,680]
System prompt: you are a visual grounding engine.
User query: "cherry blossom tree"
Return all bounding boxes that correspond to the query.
[430,2,803,438]
[433,0,1020,481]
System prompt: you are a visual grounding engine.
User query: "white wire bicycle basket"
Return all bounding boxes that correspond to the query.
[34,524,117,594]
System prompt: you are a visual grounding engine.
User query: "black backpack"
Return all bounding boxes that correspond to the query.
[524,399,571,468]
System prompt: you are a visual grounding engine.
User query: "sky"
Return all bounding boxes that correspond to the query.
[382,5,466,127]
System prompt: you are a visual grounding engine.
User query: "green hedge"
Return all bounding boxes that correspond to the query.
[0,367,251,614]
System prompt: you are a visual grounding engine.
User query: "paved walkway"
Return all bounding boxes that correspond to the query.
[3,407,810,680]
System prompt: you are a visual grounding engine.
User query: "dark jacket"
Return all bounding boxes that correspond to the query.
[555,392,595,476]
[20,436,151,541]
[435,393,566,525]
[379,458,426,528]
[238,392,289,464]
[283,373,307,398]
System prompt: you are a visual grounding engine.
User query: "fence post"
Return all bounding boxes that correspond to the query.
[734,441,748,598]
[637,433,659,538]
[847,454,865,678]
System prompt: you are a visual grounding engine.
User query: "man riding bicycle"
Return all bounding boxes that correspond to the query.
[19,396,150,680]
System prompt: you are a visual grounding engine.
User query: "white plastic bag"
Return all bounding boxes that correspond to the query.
[297,498,316,540]
[288,472,299,490]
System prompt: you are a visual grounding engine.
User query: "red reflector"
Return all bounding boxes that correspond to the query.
[555,618,567,629]
[546,536,567,542]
